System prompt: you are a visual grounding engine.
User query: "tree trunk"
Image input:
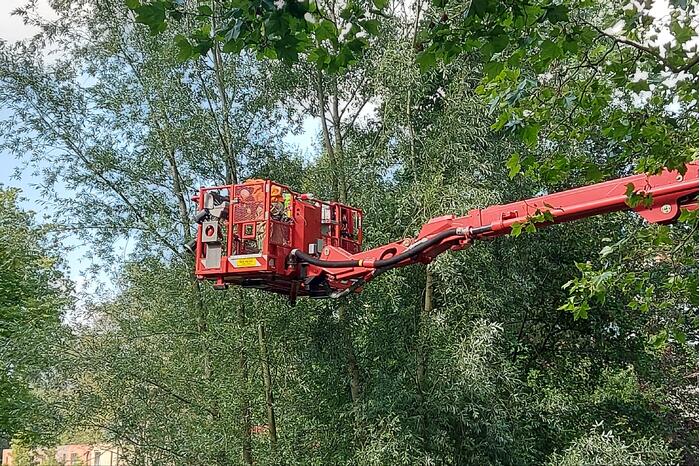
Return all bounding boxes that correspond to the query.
[317,76,363,421]
[338,304,362,417]
[210,2,238,185]
[415,269,433,449]
[238,306,254,465]
[416,269,432,399]
[258,323,279,448]
[165,149,192,241]
[329,80,348,203]
[317,70,340,201]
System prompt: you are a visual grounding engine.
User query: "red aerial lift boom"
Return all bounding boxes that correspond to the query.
[190,163,699,302]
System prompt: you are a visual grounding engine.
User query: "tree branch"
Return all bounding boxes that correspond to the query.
[588,21,699,73]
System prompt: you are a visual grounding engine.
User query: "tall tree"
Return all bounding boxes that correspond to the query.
[0,189,71,444]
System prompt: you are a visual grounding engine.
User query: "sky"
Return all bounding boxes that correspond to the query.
[0,1,61,217]
[0,1,129,297]
[0,0,47,42]
[0,1,319,294]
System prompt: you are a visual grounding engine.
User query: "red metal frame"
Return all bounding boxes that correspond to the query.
[192,163,698,300]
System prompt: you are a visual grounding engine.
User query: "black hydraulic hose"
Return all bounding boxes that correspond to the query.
[373,228,458,268]
[470,225,492,236]
[293,228,461,269]
[292,255,360,268]
[329,266,392,299]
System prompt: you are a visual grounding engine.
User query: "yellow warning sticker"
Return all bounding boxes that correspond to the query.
[234,257,260,268]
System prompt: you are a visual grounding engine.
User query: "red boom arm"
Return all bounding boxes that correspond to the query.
[292,163,699,297]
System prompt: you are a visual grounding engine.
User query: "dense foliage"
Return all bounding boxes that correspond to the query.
[0,189,70,444]
[0,0,697,464]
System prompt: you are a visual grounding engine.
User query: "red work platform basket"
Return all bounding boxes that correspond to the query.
[192,179,362,298]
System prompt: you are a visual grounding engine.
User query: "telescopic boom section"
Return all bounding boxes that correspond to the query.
[191,163,698,300]
[292,162,698,297]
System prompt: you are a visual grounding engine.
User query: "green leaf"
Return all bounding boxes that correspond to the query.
[545,4,568,23]
[278,42,300,61]
[222,39,243,53]
[507,48,525,66]
[193,37,212,55]
[416,50,436,72]
[539,39,561,61]
[315,19,338,42]
[523,4,543,24]
[484,61,504,79]
[345,37,366,53]
[688,275,699,306]
[625,183,653,208]
[506,152,521,179]
[572,301,590,320]
[372,0,389,9]
[678,208,698,223]
[471,0,493,17]
[522,124,539,148]
[510,221,523,237]
[125,0,140,9]
[672,329,687,345]
[491,109,512,131]
[649,330,668,350]
[339,4,354,20]
[628,80,650,92]
[197,5,213,15]
[575,261,591,272]
[135,3,167,33]
[599,245,614,258]
[360,19,380,36]
[308,47,331,66]
[584,164,603,181]
[174,34,194,61]
[671,20,693,44]
[578,27,597,44]
[562,38,579,53]
[261,47,278,59]
[490,35,509,53]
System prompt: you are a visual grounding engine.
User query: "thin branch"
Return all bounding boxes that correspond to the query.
[339,74,368,120]
[587,21,699,73]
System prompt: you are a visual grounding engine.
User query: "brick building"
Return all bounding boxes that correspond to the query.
[2,444,123,465]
